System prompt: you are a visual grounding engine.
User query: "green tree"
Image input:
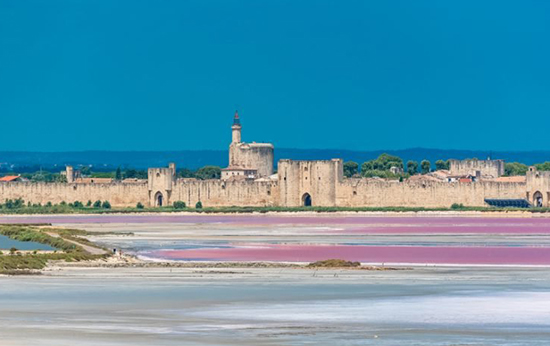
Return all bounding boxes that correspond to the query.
[80,166,91,176]
[195,166,221,180]
[406,161,418,175]
[102,201,111,209]
[195,201,203,209]
[421,160,431,174]
[435,160,449,171]
[504,162,528,176]
[361,154,404,177]
[177,168,195,178]
[534,162,550,171]
[115,167,122,180]
[93,200,102,208]
[124,168,147,179]
[86,200,92,207]
[136,202,144,209]
[343,161,359,178]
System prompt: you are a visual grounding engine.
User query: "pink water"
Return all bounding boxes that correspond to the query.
[157,244,550,265]
[4,214,550,265]
[2,214,550,233]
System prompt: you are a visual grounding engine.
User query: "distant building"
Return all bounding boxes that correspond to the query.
[0,175,28,182]
[390,166,404,175]
[448,159,504,179]
[225,111,274,179]
[221,167,258,180]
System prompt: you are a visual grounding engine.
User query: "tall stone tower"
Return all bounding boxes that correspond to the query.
[224,111,274,179]
[231,111,242,143]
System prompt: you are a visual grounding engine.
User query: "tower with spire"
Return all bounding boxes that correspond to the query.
[231,110,242,143]
[223,110,274,180]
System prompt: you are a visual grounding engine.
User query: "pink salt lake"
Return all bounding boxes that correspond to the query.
[3,214,550,265]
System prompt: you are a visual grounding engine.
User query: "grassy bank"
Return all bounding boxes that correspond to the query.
[0,225,109,274]
[0,205,549,214]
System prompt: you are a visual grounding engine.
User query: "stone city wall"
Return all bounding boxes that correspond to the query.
[171,179,277,207]
[278,159,342,207]
[0,182,149,207]
[337,179,526,208]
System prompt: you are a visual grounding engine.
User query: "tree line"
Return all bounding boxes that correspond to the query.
[343,154,450,178]
[3,158,550,182]
[343,154,550,178]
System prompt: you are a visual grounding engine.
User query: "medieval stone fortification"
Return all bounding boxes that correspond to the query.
[1,113,549,208]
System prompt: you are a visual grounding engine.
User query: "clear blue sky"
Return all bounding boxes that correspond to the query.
[1,1,549,151]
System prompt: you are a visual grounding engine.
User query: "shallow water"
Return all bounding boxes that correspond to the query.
[2,214,550,345]
[0,234,55,251]
[2,267,550,345]
[37,214,550,265]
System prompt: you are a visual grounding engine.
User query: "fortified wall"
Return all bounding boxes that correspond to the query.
[526,167,550,207]
[0,113,548,209]
[278,159,528,208]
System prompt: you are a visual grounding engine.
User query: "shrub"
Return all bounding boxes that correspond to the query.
[60,201,67,206]
[451,203,465,210]
[195,201,203,209]
[9,247,17,255]
[73,201,84,208]
[173,201,186,209]
[86,200,92,207]
[4,199,14,209]
[101,201,111,209]
[93,200,102,208]
[307,259,361,268]
[136,202,144,209]
[46,201,53,207]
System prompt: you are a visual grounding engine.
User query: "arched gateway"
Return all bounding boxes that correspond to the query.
[302,193,312,207]
[154,191,164,207]
[533,191,543,208]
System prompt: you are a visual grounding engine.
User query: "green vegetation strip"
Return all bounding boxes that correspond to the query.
[1,204,550,214]
[0,225,109,274]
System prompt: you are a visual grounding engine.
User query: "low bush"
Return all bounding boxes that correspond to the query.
[173,201,186,209]
[451,203,465,210]
[307,259,361,268]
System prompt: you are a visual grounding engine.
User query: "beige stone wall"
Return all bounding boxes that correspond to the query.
[449,159,505,178]
[337,179,526,208]
[148,166,176,206]
[0,182,149,207]
[229,142,274,177]
[526,167,550,207]
[278,159,343,207]
[0,159,532,209]
[170,179,277,207]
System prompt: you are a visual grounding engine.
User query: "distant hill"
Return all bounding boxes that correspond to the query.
[1,148,550,172]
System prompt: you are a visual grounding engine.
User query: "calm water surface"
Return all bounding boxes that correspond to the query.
[0,234,55,250]
[1,267,550,345]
